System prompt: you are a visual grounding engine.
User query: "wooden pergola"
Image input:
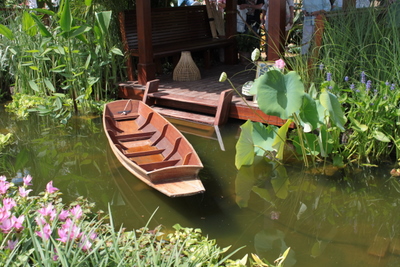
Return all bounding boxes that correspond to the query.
[134,0,287,84]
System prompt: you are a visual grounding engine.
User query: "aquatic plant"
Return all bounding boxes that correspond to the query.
[0,174,290,266]
[223,55,346,169]
[0,0,124,123]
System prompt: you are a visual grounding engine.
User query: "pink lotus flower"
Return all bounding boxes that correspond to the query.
[0,176,6,182]
[46,181,59,194]
[36,223,52,240]
[274,59,286,70]
[18,186,32,197]
[23,175,32,186]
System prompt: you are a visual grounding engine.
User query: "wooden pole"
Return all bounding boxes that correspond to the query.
[267,0,286,60]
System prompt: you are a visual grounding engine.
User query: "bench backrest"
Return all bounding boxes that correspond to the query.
[120,6,213,50]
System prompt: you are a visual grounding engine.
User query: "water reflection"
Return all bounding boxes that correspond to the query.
[2,106,400,266]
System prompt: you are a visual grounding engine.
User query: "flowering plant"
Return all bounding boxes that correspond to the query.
[0,175,273,266]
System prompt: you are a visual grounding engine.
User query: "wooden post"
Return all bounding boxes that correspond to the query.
[267,0,286,61]
[224,0,238,64]
[136,1,156,85]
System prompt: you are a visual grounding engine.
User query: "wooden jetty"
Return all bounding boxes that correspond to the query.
[118,63,287,127]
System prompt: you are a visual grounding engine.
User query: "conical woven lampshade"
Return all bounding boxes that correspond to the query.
[173,51,201,82]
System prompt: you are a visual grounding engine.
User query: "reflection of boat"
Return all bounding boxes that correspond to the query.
[103,99,205,197]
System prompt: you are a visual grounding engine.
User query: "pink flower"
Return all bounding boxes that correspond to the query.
[23,175,32,186]
[13,215,24,231]
[59,209,69,221]
[35,215,46,226]
[70,205,82,220]
[274,59,286,70]
[19,186,32,197]
[46,181,59,194]
[37,203,56,222]
[57,228,69,243]
[0,180,11,194]
[0,176,6,182]
[58,219,82,242]
[3,198,16,209]
[79,238,92,252]
[36,223,52,240]
[5,239,18,250]
[0,207,11,221]
[0,218,14,233]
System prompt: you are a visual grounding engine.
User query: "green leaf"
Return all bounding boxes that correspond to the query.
[69,25,92,39]
[44,78,55,92]
[299,93,319,130]
[349,116,368,132]
[235,120,255,169]
[30,13,52,37]
[252,123,277,156]
[110,47,124,56]
[28,80,40,92]
[319,90,346,131]
[60,0,72,32]
[254,70,305,120]
[22,11,37,36]
[373,130,390,142]
[96,11,112,35]
[272,119,292,160]
[0,24,14,40]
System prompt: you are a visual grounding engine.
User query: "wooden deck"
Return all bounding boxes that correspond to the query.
[118,62,286,127]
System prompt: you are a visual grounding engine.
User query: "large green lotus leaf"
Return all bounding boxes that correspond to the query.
[252,122,277,156]
[235,120,255,169]
[272,119,292,160]
[319,91,346,131]
[255,70,305,120]
[299,93,319,130]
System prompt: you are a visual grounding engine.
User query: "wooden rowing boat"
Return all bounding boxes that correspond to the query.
[103,99,205,197]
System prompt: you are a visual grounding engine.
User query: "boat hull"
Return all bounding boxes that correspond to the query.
[103,100,205,197]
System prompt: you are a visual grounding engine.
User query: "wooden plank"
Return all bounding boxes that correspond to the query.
[214,89,233,125]
[148,92,218,108]
[152,106,216,125]
[124,149,165,158]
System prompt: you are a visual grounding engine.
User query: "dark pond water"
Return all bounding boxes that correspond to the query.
[2,104,400,267]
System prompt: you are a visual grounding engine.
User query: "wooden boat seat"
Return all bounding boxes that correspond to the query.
[112,113,139,121]
[139,159,180,172]
[116,131,156,142]
[124,149,165,158]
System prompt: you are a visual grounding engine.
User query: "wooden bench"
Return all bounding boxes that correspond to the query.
[119,6,235,81]
[142,79,233,126]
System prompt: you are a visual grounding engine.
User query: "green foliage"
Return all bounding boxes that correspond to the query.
[231,60,346,169]
[0,0,124,122]
[0,175,287,266]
